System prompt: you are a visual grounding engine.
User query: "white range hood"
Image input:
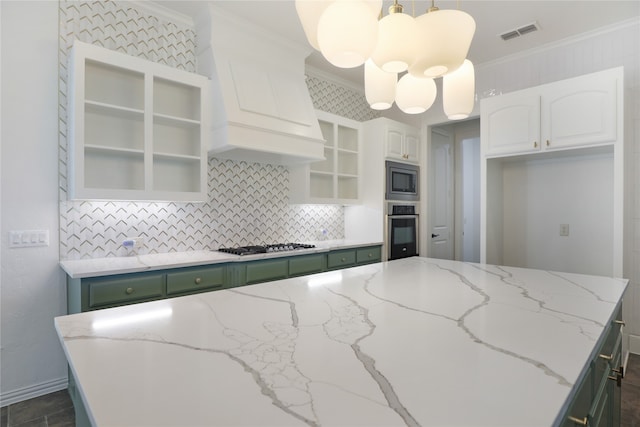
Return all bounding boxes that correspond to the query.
[195,4,325,165]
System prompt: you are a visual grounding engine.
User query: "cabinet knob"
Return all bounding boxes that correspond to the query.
[567,416,588,426]
[533,141,538,148]
[125,287,134,295]
[194,277,202,285]
[341,257,346,262]
[546,140,550,147]
[368,253,372,258]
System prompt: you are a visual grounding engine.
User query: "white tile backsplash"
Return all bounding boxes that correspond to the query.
[58,0,373,260]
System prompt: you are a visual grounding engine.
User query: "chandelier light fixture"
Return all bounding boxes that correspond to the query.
[295,0,476,118]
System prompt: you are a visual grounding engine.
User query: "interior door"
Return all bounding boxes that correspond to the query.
[429,129,454,259]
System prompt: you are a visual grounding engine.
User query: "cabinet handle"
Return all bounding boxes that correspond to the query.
[546,140,550,147]
[599,353,613,361]
[567,416,588,426]
[194,277,202,285]
[614,320,625,326]
[613,366,624,378]
[608,374,622,387]
[125,287,134,295]
[533,141,538,148]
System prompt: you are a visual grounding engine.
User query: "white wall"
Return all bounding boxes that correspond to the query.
[500,153,614,276]
[0,1,67,405]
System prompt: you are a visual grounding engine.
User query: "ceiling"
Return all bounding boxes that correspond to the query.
[155,0,640,87]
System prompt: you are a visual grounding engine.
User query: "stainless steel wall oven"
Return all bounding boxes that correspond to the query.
[386,202,419,260]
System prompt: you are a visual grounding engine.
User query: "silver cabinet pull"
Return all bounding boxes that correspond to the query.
[534,141,538,148]
[125,287,134,295]
[194,277,202,285]
[599,353,613,361]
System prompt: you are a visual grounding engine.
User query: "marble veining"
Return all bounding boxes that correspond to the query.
[55,257,628,426]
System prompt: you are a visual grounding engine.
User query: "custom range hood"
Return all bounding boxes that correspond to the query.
[196,4,325,165]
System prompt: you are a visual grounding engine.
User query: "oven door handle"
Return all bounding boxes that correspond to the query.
[387,215,419,219]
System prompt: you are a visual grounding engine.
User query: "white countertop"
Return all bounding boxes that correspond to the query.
[55,257,628,426]
[60,240,382,279]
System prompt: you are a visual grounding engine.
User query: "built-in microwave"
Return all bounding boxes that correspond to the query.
[385,160,419,201]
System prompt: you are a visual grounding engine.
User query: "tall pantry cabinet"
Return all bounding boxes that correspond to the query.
[480,67,624,277]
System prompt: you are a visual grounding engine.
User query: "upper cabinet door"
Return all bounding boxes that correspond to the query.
[403,132,421,163]
[386,129,404,160]
[541,74,617,151]
[481,91,541,157]
[68,41,209,202]
[385,124,420,164]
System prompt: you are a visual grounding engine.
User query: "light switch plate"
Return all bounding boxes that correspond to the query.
[9,230,49,248]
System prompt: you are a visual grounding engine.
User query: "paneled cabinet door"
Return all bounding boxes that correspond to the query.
[541,74,617,151]
[385,126,420,163]
[481,91,541,157]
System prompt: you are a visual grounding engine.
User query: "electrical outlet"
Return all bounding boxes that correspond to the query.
[122,237,145,249]
[559,224,570,237]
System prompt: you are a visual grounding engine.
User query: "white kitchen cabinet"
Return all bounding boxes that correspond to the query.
[68,40,209,201]
[481,92,541,156]
[482,68,619,158]
[385,122,421,163]
[289,110,361,204]
[480,67,624,278]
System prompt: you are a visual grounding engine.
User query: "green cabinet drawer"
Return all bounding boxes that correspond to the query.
[246,259,289,284]
[88,274,164,309]
[289,254,325,277]
[327,249,356,270]
[167,265,225,296]
[356,246,381,264]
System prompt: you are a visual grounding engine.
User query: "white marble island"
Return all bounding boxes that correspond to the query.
[55,257,628,426]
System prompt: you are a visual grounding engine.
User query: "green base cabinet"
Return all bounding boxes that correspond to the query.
[327,249,357,270]
[246,258,289,284]
[356,246,381,265]
[561,302,623,427]
[167,265,225,296]
[67,246,383,314]
[289,253,326,277]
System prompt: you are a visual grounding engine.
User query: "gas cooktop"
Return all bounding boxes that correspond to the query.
[218,243,315,256]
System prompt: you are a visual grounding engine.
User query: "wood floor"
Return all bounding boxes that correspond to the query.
[2,353,640,426]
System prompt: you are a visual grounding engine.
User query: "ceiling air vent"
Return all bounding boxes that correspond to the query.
[499,21,540,41]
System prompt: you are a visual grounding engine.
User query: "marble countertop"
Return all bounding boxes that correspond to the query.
[60,239,382,279]
[55,257,628,426]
